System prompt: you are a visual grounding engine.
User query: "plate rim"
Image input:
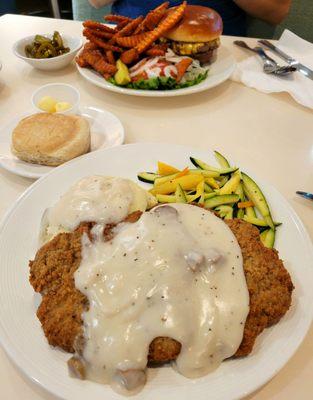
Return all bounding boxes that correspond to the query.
[0,142,312,400]
[0,106,125,179]
[77,46,236,97]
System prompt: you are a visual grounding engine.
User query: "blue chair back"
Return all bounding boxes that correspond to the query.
[72,0,111,21]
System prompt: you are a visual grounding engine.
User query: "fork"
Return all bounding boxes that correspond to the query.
[234,40,296,76]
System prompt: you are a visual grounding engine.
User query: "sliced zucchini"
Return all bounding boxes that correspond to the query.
[175,184,187,203]
[260,229,275,248]
[189,169,220,178]
[156,193,204,203]
[156,194,176,203]
[188,196,200,203]
[190,157,238,175]
[215,167,238,176]
[215,205,232,213]
[190,157,215,170]
[217,176,229,187]
[235,182,245,201]
[214,151,230,168]
[243,215,268,227]
[215,205,233,219]
[260,230,267,244]
[204,182,213,193]
[243,215,281,228]
[265,228,275,248]
[224,212,234,220]
[245,206,256,219]
[242,172,275,230]
[237,208,245,219]
[204,194,239,209]
[188,181,204,203]
[154,172,181,186]
[204,192,216,200]
[198,191,205,205]
[137,172,158,183]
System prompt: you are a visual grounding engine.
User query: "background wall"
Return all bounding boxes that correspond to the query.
[1,0,313,43]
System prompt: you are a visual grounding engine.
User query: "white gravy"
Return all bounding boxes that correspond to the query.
[43,176,154,241]
[74,203,249,392]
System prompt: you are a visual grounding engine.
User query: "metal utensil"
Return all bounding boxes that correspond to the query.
[258,39,313,80]
[234,40,295,76]
[296,191,313,201]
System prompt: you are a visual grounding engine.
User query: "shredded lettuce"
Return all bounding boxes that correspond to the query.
[108,71,208,91]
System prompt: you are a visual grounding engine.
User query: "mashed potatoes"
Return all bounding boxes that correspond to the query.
[39,176,157,243]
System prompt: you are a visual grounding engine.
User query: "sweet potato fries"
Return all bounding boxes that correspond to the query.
[76,2,186,80]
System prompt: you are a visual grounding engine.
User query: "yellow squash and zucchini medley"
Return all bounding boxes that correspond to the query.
[138,151,280,248]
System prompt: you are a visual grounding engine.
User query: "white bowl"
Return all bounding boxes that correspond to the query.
[13,34,82,71]
[32,83,80,115]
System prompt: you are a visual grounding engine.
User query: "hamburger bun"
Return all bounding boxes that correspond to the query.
[11,113,90,166]
[164,5,223,43]
[164,5,223,64]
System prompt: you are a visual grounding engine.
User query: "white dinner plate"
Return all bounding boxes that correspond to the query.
[0,143,312,400]
[0,106,124,179]
[77,46,235,97]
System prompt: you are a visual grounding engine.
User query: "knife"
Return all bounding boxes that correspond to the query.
[296,191,313,201]
[258,39,313,80]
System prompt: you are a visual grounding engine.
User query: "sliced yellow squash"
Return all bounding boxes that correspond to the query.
[150,174,203,195]
[157,161,180,176]
[219,171,241,195]
[188,181,204,203]
[205,177,219,189]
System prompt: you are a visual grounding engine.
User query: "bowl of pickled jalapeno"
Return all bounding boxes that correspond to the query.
[13,31,82,71]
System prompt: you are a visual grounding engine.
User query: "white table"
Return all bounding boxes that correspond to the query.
[0,13,312,400]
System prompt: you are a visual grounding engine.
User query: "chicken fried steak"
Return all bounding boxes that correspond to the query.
[29,211,293,362]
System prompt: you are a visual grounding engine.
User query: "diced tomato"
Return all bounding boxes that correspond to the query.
[130,56,192,82]
[131,71,148,82]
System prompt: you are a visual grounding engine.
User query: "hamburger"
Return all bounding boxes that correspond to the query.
[163,5,223,64]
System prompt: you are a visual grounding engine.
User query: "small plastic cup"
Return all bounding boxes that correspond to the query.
[31,83,80,115]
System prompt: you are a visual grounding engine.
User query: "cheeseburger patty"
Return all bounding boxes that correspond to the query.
[168,38,220,64]
[170,38,220,56]
[163,5,223,64]
[29,210,293,361]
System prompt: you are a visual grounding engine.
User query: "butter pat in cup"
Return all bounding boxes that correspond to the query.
[32,83,80,115]
[38,96,72,113]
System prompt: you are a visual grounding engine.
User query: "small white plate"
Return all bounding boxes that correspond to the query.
[77,46,235,97]
[0,106,124,179]
[0,143,312,400]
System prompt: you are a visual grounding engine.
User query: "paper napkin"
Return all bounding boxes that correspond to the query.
[231,30,313,109]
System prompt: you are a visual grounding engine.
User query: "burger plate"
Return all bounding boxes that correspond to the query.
[77,46,235,97]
